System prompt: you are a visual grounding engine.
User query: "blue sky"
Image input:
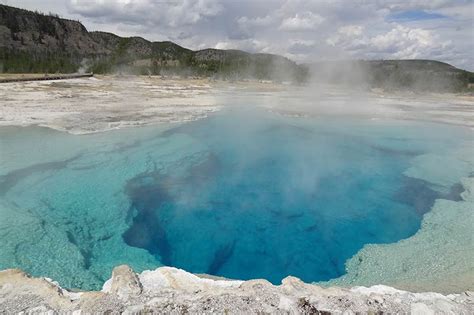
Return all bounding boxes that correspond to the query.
[388,10,448,21]
[3,0,473,70]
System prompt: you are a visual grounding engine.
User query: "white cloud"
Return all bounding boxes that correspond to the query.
[372,25,453,59]
[377,0,455,11]
[237,15,274,28]
[68,0,222,27]
[327,24,454,60]
[279,11,324,31]
[339,25,364,37]
[373,26,429,52]
[215,39,270,53]
[327,25,365,46]
[9,0,472,70]
[288,39,316,54]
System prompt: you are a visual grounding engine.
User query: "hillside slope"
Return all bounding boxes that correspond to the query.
[0,4,472,90]
[309,59,473,91]
[0,4,305,82]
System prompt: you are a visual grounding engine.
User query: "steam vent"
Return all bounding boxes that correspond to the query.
[1,2,473,314]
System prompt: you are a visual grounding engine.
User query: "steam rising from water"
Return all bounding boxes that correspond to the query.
[120,109,465,283]
[1,105,471,289]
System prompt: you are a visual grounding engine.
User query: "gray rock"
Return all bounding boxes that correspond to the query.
[106,265,142,300]
[1,266,473,314]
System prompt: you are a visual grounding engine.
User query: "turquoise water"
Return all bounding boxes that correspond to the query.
[0,108,471,290]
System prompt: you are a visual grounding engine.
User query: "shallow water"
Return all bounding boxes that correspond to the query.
[0,108,472,290]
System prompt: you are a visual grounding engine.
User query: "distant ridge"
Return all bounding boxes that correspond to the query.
[307,59,473,91]
[0,4,472,90]
[0,4,306,82]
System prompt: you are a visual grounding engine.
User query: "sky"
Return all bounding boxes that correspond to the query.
[3,0,473,70]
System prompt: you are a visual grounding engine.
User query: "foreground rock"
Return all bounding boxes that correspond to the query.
[0,266,472,314]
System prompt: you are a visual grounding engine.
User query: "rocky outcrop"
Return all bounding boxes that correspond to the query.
[1,3,472,88]
[0,266,472,314]
[0,5,106,56]
[0,4,305,81]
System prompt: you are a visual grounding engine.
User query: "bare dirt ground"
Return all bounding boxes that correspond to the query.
[0,75,473,313]
[1,75,472,134]
[0,75,223,133]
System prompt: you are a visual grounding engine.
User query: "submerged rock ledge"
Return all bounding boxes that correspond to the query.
[0,265,472,314]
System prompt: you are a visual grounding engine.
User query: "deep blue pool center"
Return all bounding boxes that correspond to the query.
[0,108,467,289]
[121,110,462,284]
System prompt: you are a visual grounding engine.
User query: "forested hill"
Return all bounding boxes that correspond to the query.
[308,60,473,92]
[0,4,307,82]
[1,4,472,90]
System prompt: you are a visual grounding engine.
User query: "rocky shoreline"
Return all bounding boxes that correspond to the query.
[1,77,473,313]
[1,265,473,314]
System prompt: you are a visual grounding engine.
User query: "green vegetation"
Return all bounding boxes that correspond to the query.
[0,3,472,89]
[310,60,473,92]
[0,49,78,73]
[365,61,473,92]
[88,46,308,83]
[0,5,67,39]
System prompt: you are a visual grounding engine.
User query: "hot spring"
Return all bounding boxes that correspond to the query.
[0,107,472,290]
